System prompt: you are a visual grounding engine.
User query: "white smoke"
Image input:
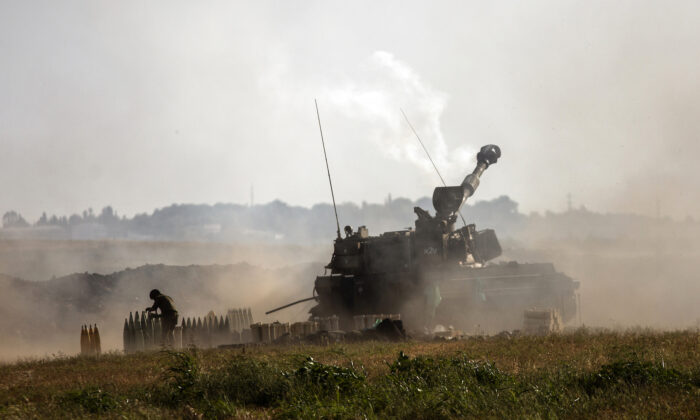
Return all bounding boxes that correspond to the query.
[324,51,475,179]
[261,50,475,183]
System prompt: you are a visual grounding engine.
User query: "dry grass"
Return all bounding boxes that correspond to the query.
[1,328,699,419]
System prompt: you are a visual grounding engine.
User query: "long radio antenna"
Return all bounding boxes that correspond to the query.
[315,99,342,239]
[400,108,467,227]
[401,108,447,186]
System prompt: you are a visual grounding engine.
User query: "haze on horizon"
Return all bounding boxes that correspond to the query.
[2,1,699,222]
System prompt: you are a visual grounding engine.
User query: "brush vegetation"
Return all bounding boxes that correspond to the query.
[1,329,699,419]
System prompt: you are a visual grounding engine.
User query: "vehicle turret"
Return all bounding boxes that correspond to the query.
[413,144,502,266]
[268,141,577,334]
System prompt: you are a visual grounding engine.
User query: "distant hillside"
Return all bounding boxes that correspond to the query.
[0,263,319,360]
[0,239,328,282]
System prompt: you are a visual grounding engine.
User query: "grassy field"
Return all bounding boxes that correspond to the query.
[1,329,699,419]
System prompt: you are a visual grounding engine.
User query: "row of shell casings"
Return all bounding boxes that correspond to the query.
[226,307,254,334]
[312,315,340,331]
[250,316,341,344]
[179,315,241,348]
[80,324,101,356]
[123,311,163,353]
[250,322,291,343]
[123,308,257,353]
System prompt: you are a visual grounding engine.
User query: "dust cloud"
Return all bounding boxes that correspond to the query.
[502,222,700,330]
[2,213,699,362]
[0,240,328,282]
[0,242,326,362]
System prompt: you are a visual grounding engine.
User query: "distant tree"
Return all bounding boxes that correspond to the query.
[68,214,83,225]
[36,212,48,226]
[98,206,119,224]
[81,208,95,222]
[2,211,29,228]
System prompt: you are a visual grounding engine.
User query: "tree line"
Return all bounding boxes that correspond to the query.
[1,195,694,244]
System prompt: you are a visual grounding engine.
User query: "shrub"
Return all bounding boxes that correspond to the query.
[204,356,290,406]
[160,350,203,404]
[60,387,119,414]
[580,360,686,394]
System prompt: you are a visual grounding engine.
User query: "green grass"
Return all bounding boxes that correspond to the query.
[1,329,699,419]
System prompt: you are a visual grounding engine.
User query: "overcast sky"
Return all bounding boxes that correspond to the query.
[1,1,699,221]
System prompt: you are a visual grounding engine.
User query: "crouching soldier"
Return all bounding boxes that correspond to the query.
[146,289,179,347]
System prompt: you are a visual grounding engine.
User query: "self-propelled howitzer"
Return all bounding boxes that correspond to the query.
[306,144,578,332]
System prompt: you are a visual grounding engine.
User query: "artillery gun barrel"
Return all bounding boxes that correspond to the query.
[433,144,501,219]
[461,144,501,199]
[265,296,317,315]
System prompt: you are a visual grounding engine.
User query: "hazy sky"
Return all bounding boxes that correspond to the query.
[1,1,699,221]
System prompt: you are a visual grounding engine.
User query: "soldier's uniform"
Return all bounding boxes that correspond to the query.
[147,290,179,347]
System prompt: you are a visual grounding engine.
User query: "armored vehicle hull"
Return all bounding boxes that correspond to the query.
[312,261,578,333]
[435,262,578,332]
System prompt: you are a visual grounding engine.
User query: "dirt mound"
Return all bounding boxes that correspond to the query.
[0,263,319,360]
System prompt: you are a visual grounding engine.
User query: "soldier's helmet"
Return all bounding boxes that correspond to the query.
[149,289,161,299]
